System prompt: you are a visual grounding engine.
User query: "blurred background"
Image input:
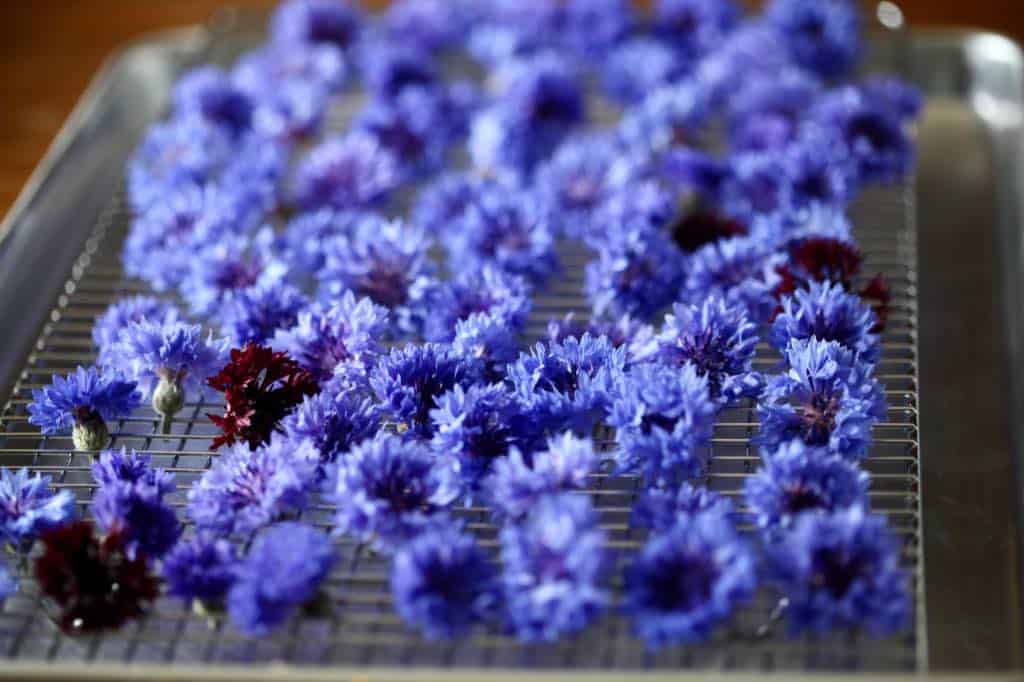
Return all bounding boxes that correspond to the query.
[1,0,1022,216]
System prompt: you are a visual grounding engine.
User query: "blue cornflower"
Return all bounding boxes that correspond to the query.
[617,82,709,157]
[0,468,75,549]
[124,183,252,293]
[719,151,793,219]
[326,435,458,549]
[412,172,489,237]
[562,0,633,57]
[383,0,469,53]
[451,314,522,378]
[508,334,626,436]
[468,0,562,65]
[446,186,560,287]
[391,519,498,640]
[248,79,329,142]
[660,147,730,209]
[608,362,717,484]
[533,133,640,239]
[282,209,361,274]
[431,384,536,491]
[547,313,657,365]
[683,235,786,324]
[782,133,854,210]
[91,448,175,497]
[654,297,763,402]
[500,493,608,642]
[162,533,240,604]
[758,338,887,460]
[631,482,734,532]
[765,506,910,636]
[470,53,585,178]
[585,225,687,321]
[745,439,870,532]
[92,296,181,366]
[172,66,253,135]
[187,439,319,536]
[770,280,880,363]
[233,42,347,96]
[726,70,822,153]
[218,134,288,221]
[220,281,308,347]
[272,293,389,385]
[270,0,364,51]
[487,432,598,521]
[0,558,16,604]
[359,42,439,100]
[105,318,226,430]
[291,132,402,211]
[423,267,531,344]
[227,522,336,638]
[282,386,380,468]
[179,228,288,318]
[810,85,914,186]
[695,25,792,109]
[623,511,755,649]
[603,38,686,105]
[28,367,140,451]
[765,0,862,79]
[652,0,740,61]
[317,215,435,335]
[370,344,482,439]
[126,117,230,212]
[861,76,924,122]
[354,88,452,174]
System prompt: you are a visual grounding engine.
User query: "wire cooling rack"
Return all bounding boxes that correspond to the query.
[0,16,922,675]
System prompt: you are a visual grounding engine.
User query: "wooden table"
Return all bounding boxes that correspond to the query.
[1,0,1021,218]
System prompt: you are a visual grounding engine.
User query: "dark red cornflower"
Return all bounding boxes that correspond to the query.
[34,521,157,634]
[206,343,318,450]
[671,209,748,253]
[859,274,891,333]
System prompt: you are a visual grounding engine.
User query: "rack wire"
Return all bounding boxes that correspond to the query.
[0,17,921,674]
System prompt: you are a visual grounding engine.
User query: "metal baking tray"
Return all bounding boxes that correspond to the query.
[0,6,1020,679]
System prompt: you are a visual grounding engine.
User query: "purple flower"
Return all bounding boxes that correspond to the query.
[370,344,482,439]
[623,511,755,648]
[500,493,608,642]
[653,297,763,402]
[28,367,140,450]
[617,82,709,156]
[318,215,434,335]
[326,435,457,549]
[391,519,498,640]
[291,133,402,211]
[765,0,862,79]
[271,0,364,51]
[423,267,531,344]
[508,334,626,436]
[283,209,361,274]
[248,80,329,142]
[0,468,75,548]
[487,432,598,521]
[187,439,318,535]
[719,151,793,219]
[546,313,656,364]
[172,66,253,135]
[431,384,535,490]
[227,522,336,637]
[584,225,687,321]
[810,85,914,185]
[608,362,717,484]
[282,387,380,467]
[354,88,452,173]
[451,315,521,376]
[359,43,439,100]
[220,281,308,347]
[272,293,389,384]
[162,533,240,604]
[696,25,792,109]
[652,0,740,61]
[770,280,880,363]
[603,38,686,104]
[104,318,226,400]
[683,235,786,324]
[631,483,734,532]
[91,481,181,560]
[861,76,924,121]
[782,133,854,210]
[446,186,560,287]
[91,448,175,497]
[179,228,288,318]
[562,0,633,57]
[412,172,489,237]
[233,42,347,95]
[758,338,887,460]
[745,439,870,531]
[126,118,229,212]
[92,297,181,365]
[766,506,910,636]
[383,0,469,53]
[726,70,822,153]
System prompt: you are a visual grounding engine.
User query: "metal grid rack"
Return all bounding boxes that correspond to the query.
[0,18,922,675]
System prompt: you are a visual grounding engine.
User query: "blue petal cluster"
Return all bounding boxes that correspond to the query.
[271,0,365,51]
[282,387,380,468]
[28,367,140,436]
[163,533,240,604]
[683,235,786,324]
[93,297,181,365]
[221,281,309,347]
[0,468,75,548]
[423,266,531,344]
[631,482,733,532]
[652,0,740,61]
[770,280,880,362]
[292,133,402,211]
[764,0,862,79]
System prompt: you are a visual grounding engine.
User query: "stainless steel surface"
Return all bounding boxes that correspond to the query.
[0,14,1014,677]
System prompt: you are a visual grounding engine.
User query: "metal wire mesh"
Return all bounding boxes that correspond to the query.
[0,19,921,675]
